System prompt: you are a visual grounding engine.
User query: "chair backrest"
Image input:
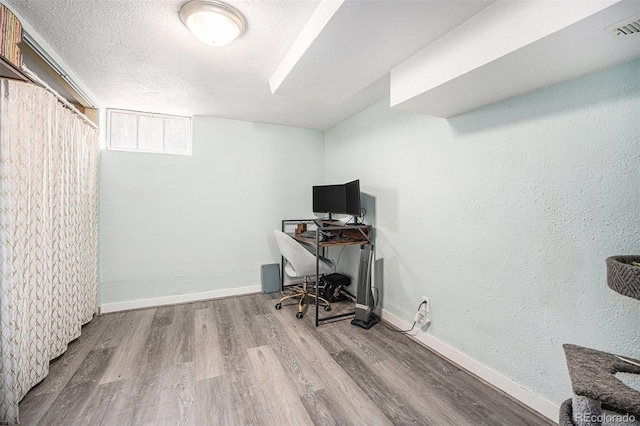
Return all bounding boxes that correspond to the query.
[274,229,325,278]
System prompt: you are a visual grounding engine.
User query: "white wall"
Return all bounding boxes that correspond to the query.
[99,116,324,306]
[325,59,640,406]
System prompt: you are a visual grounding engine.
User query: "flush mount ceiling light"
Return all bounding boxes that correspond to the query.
[180,0,246,46]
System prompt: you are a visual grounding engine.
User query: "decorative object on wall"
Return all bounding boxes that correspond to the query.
[0,79,99,424]
[560,256,640,425]
[179,0,246,46]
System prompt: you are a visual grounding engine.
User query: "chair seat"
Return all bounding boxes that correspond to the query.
[275,229,335,278]
[274,229,336,318]
[283,255,334,278]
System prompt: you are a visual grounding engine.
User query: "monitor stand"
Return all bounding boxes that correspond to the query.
[351,243,379,329]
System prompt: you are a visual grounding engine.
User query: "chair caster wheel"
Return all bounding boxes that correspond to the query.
[324,305,332,312]
[275,303,282,310]
[296,312,304,319]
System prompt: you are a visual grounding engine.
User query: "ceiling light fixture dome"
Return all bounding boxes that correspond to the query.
[180,0,246,46]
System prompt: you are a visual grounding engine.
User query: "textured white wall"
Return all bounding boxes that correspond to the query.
[99,116,324,304]
[325,59,640,405]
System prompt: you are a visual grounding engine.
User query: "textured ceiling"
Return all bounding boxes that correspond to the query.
[5,0,495,130]
[5,1,636,130]
[6,0,341,129]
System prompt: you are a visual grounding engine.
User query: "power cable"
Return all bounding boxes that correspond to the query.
[378,300,427,334]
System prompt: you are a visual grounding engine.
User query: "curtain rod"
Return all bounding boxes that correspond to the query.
[19,65,98,130]
[22,33,96,109]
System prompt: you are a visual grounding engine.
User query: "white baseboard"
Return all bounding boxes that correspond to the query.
[99,285,261,314]
[379,308,560,423]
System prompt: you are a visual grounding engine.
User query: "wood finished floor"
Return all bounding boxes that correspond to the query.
[19,293,554,426]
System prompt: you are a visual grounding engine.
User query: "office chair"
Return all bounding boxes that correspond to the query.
[273,229,334,318]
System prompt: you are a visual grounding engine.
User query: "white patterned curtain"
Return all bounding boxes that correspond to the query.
[0,79,99,424]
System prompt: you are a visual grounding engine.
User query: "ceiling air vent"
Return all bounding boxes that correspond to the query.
[606,13,640,38]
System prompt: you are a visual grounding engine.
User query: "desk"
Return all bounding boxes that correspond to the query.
[281,219,373,326]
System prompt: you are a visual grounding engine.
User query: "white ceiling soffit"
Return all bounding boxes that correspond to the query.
[390,0,640,118]
[270,0,493,106]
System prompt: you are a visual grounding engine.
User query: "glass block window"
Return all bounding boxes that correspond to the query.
[107,109,191,155]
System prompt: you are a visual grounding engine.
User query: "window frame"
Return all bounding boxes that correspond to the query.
[106,108,192,156]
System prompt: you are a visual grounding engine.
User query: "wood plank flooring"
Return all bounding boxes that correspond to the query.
[18,293,554,425]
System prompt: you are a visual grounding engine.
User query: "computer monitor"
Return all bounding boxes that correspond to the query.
[312,179,361,217]
[344,179,361,216]
[313,184,344,215]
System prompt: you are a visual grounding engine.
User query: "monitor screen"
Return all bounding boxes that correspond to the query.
[312,180,361,216]
[344,179,361,216]
[313,184,345,214]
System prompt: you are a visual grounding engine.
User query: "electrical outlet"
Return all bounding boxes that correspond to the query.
[419,316,431,328]
[422,296,430,313]
[414,310,429,326]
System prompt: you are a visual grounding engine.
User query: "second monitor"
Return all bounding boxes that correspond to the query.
[312,179,361,218]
